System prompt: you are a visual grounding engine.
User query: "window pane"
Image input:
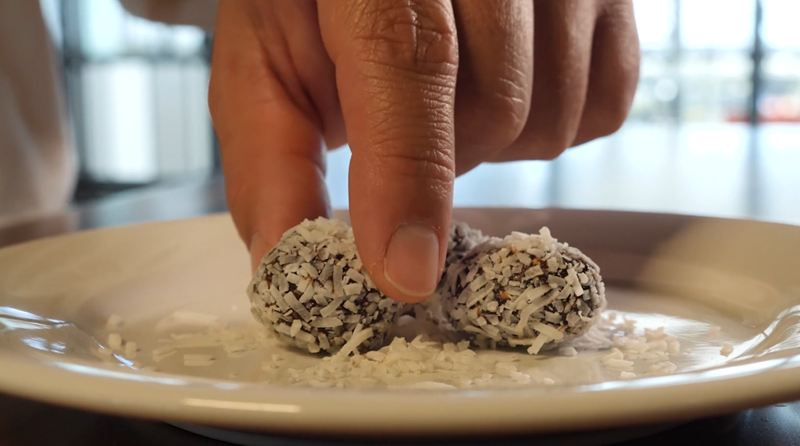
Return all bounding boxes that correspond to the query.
[80,60,213,183]
[762,0,800,49]
[81,61,158,182]
[679,53,752,122]
[633,0,675,50]
[758,125,800,224]
[760,53,800,122]
[629,54,679,123]
[681,0,755,50]
[79,0,126,58]
[555,123,750,218]
[78,0,206,58]
[39,0,63,49]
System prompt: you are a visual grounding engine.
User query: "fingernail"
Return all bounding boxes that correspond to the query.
[384,224,440,298]
[249,232,268,273]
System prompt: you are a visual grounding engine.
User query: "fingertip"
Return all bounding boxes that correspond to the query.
[382,223,442,303]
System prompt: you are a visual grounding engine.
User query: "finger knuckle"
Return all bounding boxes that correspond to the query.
[350,0,458,77]
[535,139,570,161]
[515,128,572,161]
[459,75,530,150]
[593,103,630,137]
[589,82,637,137]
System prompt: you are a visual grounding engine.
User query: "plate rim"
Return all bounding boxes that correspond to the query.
[0,348,797,435]
[1,210,800,435]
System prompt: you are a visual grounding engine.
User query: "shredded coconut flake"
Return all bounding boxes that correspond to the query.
[124,341,137,359]
[105,314,124,330]
[108,333,122,350]
[720,342,734,357]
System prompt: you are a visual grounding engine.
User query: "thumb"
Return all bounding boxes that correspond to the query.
[318,0,458,303]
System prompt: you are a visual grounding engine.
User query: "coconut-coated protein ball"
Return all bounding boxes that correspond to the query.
[441,227,606,354]
[248,217,406,354]
[444,220,488,275]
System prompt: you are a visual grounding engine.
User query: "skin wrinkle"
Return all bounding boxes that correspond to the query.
[367,133,453,165]
[365,121,454,161]
[486,74,530,129]
[360,96,453,128]
[463,63,530,132]
[360,155,453,209]
[355,61,458,96]
[355,52,459,80]
[367,119,453,144]
[346,1,458,78]
[360,84,455,122]
[352,153,452,199]
[358,71,455,153]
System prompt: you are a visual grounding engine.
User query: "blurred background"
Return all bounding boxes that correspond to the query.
[40,0,800,223]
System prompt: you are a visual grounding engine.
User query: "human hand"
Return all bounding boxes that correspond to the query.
[208,0,639,304]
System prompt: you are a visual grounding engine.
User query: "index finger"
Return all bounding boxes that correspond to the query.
[318,0,459,303]
[209,1,332,271]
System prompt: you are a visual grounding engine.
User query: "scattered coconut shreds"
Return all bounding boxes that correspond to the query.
[592,315,685,377]
[720,342,734,357]
[105,314,124,330]
[97,347,113,357]
[389,382,459,391]
[137,310,689,389]
[153,350,176,362]
[108,333,123,351]
[183,353,216,367]
[153,311,222,333]
[558,346,578,357]
[647,361,678,375]
[124,341,138,359]
[271,335,538,389]
[151,324,274,362]
[604,358,634,371]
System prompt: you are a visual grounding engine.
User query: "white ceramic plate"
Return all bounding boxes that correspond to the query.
[0,209,799,437]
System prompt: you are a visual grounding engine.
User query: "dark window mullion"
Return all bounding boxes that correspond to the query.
[749,0,765,126]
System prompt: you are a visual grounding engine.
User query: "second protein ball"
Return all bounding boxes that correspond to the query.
[445,220,489,273]
[248,217,405,354]
[441,227,606,354]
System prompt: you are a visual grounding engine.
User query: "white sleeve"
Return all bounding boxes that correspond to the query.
[0,1,76,227]
[117,0,219,31]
